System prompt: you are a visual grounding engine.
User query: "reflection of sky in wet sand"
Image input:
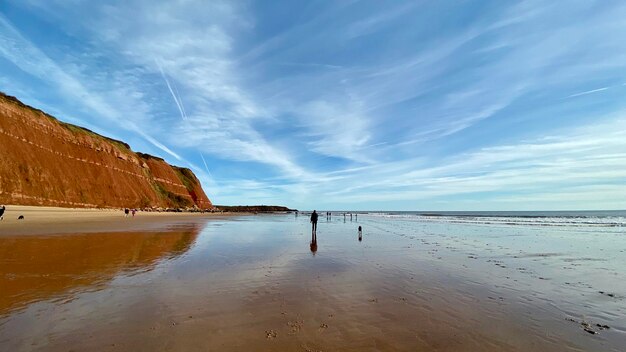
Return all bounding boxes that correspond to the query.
[0,215,624,351]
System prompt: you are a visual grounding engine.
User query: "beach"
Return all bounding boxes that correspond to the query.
[0,211,624,351]
[0,205,233,236]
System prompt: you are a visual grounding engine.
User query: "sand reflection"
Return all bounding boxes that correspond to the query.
[310,228,318,254]
[0,228,199,315]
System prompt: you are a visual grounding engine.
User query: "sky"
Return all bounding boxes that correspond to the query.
[1,0,625,211]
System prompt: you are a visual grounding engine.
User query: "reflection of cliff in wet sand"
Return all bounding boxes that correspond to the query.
[0,228,199,315]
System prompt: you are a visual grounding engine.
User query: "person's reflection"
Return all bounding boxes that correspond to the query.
[310,230,318,254]
[358,225,362,242]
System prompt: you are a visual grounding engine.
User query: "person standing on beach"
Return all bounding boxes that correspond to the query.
[311,210,318,233]
[358,225,362,242]
[124,208,129,217]
[0,205,5,220]
[131,209,136,217]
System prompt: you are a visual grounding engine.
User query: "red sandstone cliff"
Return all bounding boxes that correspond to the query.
[0,93,212,209]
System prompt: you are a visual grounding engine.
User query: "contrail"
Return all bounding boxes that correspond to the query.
[155,60,214,182]
[155,59,187,120]
[567,86,609,98]
[139,131,183,161]
[199,152,213,178]
[172,81,188,120]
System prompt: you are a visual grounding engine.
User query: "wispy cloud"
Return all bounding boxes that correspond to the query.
[0,14,185,161]
[313,117,626,208]
[3,0,626,209]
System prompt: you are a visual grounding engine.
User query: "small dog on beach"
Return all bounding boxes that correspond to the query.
[17,215,24,220]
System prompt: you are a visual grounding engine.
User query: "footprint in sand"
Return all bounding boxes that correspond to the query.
[566,318,611,335]
[265,330,277,339]
[287,320,304,334]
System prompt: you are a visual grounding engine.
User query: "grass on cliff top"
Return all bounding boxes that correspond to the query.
[2,91,204,190]
[62,123,131,151]
[1,91,131,151]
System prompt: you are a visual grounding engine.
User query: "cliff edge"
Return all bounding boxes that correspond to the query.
[0,92,212,209]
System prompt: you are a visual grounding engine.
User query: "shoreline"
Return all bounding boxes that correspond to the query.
[0,205,245,236]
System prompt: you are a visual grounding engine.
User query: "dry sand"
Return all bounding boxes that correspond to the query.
[0,205,236,236]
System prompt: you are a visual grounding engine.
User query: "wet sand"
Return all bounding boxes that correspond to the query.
[0,214,624,351]
[0,205,236,236]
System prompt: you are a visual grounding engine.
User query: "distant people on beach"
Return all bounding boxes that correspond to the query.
[131,209,136,217]
[355,213,357,221]
[311,210,318,233]
[358,225,362,242]
[0,205,5,220]
[350,213,353,221]
[124,208,129,217]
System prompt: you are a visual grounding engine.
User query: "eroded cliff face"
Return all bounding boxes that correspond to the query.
[0,93,212,209]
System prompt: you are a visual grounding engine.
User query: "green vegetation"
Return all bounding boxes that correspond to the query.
[1,91,130,150]
[1,91,210,210]
[173,166,196,192]
[60,122,131,150]
[153,182,168,198]
[0,92,49,115]
[153,182,192,208]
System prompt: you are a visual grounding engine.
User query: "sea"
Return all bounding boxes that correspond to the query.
[356,210,626,228]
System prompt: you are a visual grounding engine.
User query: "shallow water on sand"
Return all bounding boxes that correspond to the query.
[0,214,624,351]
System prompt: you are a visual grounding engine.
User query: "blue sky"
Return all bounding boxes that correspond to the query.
[1,0,625,210]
